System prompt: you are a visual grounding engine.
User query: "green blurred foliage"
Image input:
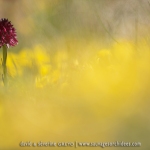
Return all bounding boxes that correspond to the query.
[1,0,150,50]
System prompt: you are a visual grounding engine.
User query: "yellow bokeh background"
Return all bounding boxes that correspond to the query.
[0,38,150,149]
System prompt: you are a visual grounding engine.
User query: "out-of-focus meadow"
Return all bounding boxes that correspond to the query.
[0,0,150,149]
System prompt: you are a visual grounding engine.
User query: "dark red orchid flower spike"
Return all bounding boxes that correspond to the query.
[0,18,18,48]
[0,18,18,85]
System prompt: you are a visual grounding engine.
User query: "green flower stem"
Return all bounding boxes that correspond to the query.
[2,45,7,85]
